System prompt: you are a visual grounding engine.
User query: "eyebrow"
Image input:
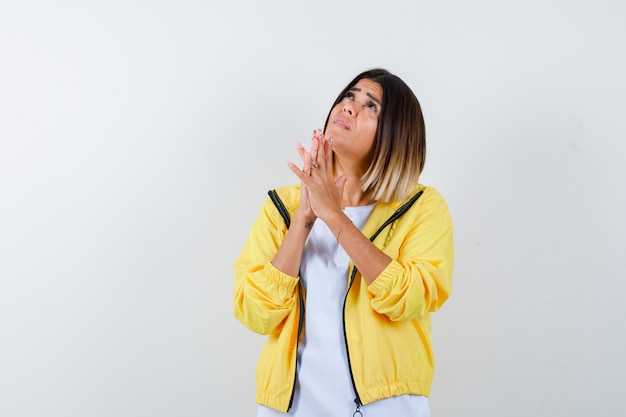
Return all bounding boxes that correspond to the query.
[349,87,382,106]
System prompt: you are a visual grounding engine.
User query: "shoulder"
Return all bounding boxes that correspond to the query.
[264,184,301,216]
[409,184,453,223]
[417,184,449,206]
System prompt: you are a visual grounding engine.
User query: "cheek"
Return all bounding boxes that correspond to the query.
[324,106,341,130]
[367,119,379,137]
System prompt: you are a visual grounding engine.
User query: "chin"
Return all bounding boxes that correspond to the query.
[326,128,345,142]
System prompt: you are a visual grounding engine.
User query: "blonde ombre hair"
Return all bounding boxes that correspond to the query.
[323,69,426,203]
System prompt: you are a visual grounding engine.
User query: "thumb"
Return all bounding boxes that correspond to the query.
[335,175,349,192]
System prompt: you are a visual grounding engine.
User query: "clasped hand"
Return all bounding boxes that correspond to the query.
[287,130,349,225]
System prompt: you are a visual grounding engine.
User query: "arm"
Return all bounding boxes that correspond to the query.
[234,136,321,334]
[286,136,454,320]
[287,135,392,283]
[233,193,302,335]
[324,212,392,284]
[367,190,454,321]
[272,135,320,276]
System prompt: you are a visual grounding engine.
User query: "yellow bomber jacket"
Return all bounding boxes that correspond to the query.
[233,184,454,412]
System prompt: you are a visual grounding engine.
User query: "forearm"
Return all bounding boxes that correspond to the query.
[325,212,391,284]
[271,215,313,277]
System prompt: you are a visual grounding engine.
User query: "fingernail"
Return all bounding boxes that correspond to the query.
[317,128,322,136]
[329,136,334,144]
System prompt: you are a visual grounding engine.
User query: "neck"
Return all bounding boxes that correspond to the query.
[334,158,376,207]
[341,179,375,207]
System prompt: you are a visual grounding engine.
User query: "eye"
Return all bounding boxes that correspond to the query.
[367,101,378,113]
[344,91,355,100]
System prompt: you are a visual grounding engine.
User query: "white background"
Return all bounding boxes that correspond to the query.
[1,1,625,416]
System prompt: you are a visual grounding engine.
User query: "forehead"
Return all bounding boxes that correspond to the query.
[352,78,383,100]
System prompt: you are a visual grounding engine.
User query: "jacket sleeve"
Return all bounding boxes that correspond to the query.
[233,196,300,335]
[367,188,454,321]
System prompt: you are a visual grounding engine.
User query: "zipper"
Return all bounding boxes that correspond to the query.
[343,265,362,409]
[288,281,305,410]
[268,188,423,412]
[267,189,302,411]
[341,190,424,413]
[268,189,291,229]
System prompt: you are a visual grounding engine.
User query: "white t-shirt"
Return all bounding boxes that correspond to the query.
[258,204,430,417]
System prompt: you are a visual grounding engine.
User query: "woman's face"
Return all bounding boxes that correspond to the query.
[325,78,382,167]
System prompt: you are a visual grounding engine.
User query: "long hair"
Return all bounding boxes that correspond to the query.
[323,69,426,203]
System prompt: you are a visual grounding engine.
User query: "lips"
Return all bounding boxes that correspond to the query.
[333,117,350,130]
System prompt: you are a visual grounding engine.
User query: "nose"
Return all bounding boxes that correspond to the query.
[342,101,355,116]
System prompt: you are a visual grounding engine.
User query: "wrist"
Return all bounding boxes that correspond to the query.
[335,220,353,243]
[292,213,317,230]
[323,211,349,230]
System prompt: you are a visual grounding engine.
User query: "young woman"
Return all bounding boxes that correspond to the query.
[234,69,454,417]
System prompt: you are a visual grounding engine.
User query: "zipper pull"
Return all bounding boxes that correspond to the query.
[352,398,363,417]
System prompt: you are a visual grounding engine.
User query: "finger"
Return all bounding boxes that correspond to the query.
[316,134,325,162]
[321,136,333,174]
[287,160,308,181]
[296,141,306,160]
[303,151,313,174]
[310,134,320,165]
[335,174,349,191]
[325,136,332,160]
[301,184,311,205]
[296,142,314,174]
